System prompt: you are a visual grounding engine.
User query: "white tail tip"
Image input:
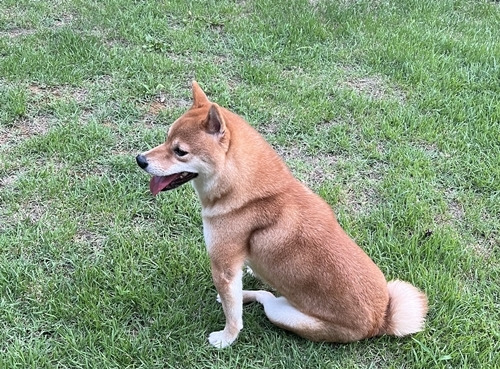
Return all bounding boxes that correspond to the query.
[384,280,428,337]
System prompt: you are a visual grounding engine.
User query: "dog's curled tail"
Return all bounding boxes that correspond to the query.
[380,280,428,337]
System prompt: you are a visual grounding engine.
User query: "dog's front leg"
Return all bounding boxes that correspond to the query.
[208,259,243,348]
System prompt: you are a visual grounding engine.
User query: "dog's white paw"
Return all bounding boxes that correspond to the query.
[208,330,236,349]
[216,294,221,303]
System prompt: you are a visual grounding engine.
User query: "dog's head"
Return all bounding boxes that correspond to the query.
[136,81,230,196]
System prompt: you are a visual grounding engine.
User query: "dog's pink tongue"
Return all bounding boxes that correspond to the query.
[149,175,176,196]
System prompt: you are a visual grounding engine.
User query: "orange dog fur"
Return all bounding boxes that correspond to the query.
[136,81,428,348]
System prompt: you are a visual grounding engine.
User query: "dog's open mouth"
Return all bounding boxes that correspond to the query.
[149,172,198,196]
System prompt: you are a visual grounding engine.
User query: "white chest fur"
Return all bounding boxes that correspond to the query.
[202,218,214,252]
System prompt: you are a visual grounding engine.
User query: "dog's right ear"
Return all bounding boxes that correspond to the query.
[192,80,210,108]
[204,104,226,139]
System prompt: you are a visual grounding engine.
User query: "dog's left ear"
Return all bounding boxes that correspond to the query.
[192,80,210,108]
[205,104,226,138]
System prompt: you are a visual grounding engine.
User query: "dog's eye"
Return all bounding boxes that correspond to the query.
[173,147,188,157]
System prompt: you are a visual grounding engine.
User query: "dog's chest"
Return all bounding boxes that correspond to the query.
[201,214,250,255]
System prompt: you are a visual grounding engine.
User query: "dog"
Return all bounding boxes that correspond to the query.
[136,81,428,348]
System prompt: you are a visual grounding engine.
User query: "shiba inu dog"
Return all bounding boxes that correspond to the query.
[136,81,428,348]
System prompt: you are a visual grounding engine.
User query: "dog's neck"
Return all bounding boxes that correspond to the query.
[192,111,291,216]
[192,172,230,207]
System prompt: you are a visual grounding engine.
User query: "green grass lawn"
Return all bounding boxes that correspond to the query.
[1,0,499,367]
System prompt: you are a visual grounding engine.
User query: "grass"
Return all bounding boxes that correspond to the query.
[0,0,498,367]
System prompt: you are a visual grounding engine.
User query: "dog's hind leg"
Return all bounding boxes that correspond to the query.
[242,290,327,341]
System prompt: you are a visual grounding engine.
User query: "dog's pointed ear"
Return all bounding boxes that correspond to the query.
[204,103,226,137]
[192,80,210,108]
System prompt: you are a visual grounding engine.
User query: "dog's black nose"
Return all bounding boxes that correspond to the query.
[136,154,149,169]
